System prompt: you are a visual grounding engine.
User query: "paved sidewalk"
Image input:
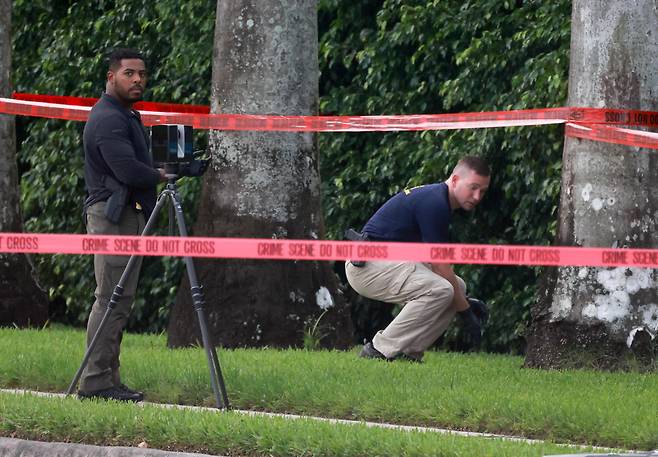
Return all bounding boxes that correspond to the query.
[0,437,225,457]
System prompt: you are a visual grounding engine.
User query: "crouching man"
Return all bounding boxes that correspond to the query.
[346,156,490,362]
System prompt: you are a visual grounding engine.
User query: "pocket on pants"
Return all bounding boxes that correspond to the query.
[388,262,417,295]
[348,261,418,303]
[86,202,134,268]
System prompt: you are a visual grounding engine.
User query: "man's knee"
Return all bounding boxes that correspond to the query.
[427,280,454,305]
[456,276,467,295]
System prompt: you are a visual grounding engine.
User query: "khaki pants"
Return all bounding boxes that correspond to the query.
[345,261,466,359]
[80,202,145,392]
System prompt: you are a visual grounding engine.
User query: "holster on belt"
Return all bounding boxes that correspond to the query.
[103,175,128,224]
[344,228,368,267]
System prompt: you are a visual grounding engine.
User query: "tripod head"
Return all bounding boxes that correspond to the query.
[162,156,210,182]
[164,163,182,180]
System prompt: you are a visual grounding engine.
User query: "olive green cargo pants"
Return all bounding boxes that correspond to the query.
[80,201,145,392]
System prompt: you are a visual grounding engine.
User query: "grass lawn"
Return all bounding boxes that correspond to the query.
[1,326,656,455]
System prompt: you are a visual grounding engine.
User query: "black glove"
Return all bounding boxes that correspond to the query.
[458,308,482,349]
[467,297,489,325]
[179,159,210,177]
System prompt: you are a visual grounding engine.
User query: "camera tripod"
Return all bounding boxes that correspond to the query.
[67,168,230,409]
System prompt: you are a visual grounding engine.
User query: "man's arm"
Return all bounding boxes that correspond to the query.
[432,262,485,348]
[96,113,161,188]
[430,263,469,311]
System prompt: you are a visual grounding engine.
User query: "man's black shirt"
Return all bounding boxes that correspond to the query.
[83,93,160,218]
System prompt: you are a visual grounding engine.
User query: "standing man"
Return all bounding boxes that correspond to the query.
[346,156,490,362]
[78,48,165,401]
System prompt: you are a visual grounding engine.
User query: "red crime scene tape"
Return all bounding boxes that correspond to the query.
[1,233,657,268]
[12,92,658,127]
[2,96,658,138]
[3,95,658,151]
[2,95,658,268]
[12,92,210,114]
[566,122,658,150]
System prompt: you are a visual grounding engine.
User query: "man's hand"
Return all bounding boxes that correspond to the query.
[179,159,210,177]
[467,297,489,325]
[458,308,482,349]
[157,168,167,182]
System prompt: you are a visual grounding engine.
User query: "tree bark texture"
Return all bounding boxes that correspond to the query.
[167,0,353,349]
[0,0,48,327]
[525,0,658,370]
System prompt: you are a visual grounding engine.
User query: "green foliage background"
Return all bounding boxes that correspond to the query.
[12,0,571,352]
[13,0,215,332]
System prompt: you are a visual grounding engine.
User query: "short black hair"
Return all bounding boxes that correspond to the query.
[107,48,145,71]
[454,155,491,177]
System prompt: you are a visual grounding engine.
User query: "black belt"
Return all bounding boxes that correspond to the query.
[344,229,387,242]
[344,229,380,267]
[344,228,367,242]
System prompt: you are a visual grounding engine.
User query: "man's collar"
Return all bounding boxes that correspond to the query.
[101,93,139,118]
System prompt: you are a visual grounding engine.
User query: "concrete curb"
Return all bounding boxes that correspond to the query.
[548,453,658,457]
[0,388,567,445]
[0,437,225,457]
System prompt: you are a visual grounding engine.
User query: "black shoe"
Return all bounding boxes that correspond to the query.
[117,383,144,402]
[359,342,388,360]
[78,386,142,402]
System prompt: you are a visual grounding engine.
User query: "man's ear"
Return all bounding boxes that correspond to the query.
[107,70,114,84]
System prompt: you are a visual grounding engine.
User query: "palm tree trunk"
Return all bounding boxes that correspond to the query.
[167,0,353,349]
[525,0,658,370]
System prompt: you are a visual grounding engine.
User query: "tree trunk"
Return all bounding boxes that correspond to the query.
[167,0,353,349]
[525,0,658,370]
[0,0,48,327]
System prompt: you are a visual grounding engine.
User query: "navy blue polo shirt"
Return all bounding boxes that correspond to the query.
[362,182,451,243]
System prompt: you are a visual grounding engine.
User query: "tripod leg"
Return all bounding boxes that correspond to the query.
[168,200,175,235]
[67,195,170,395]
[170,192,230,410]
